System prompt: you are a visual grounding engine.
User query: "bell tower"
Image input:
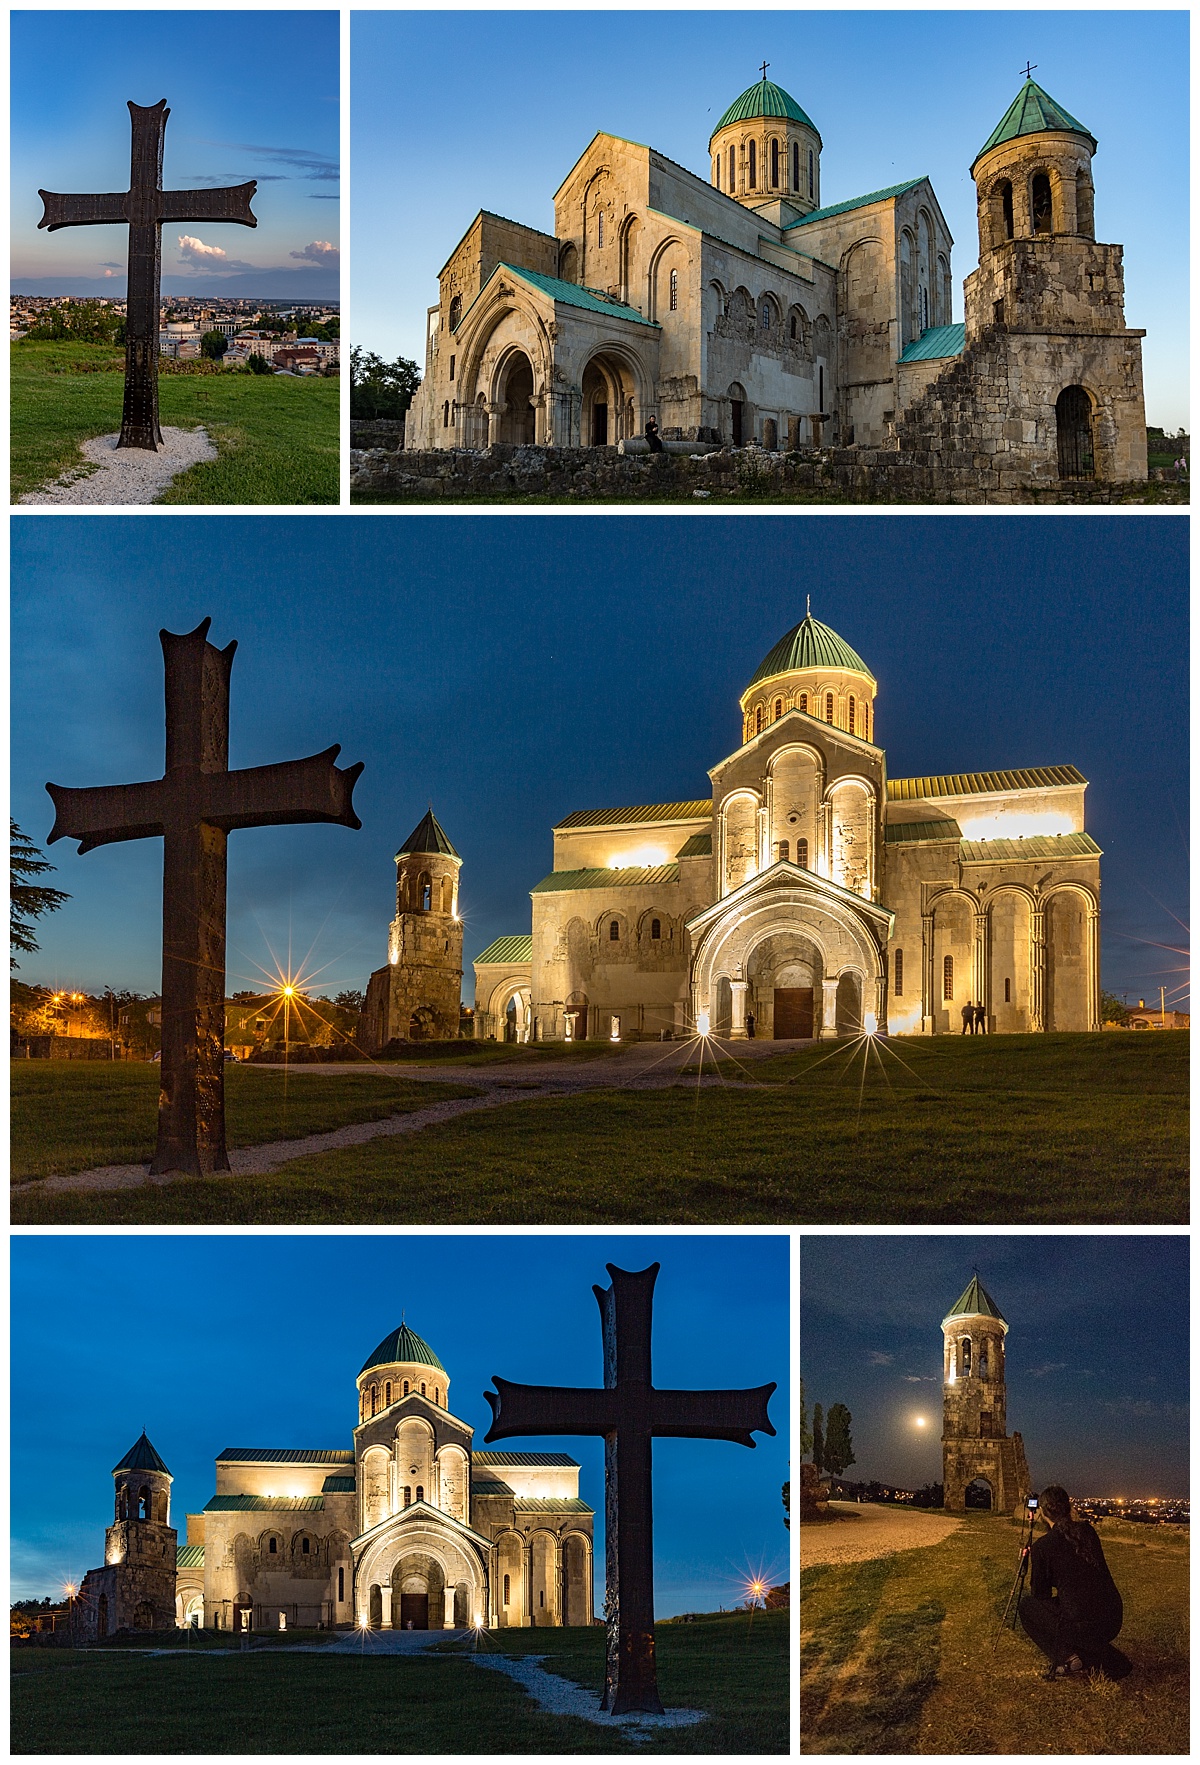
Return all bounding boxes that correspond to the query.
[361,808,464,1048]
[941,1276,1030,1513]
[73,1431,178,1638]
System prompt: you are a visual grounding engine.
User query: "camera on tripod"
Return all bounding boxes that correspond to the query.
[993,1494,1041,1647]
[1027,1496,1039,1512]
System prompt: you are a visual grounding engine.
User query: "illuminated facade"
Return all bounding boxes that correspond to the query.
[941,1275,1030,1513]
[73,1325,593,1635]
[474,610,1102,1040]
[361,809,464,1047]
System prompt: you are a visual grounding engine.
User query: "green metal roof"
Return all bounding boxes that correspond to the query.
[884,820,963,844]
[532,864,680,893]
[514,1497,594,1514]
[943,1275,1006,1325]
[555,801,710,830]
[899,323,965,364]
[959,832,1101,863]
[473,1451,580,1467]
[888,765,1086,801]
[498,263,660,330]
[973,79,1096,172]
[676,832,713,858]
[397,808,459,860]
[748,612,875,689]
[321,1476,356,1494]
[113,1431,171,1477]
[176,1544,205,1570]
[784,177,925,231]
[360,1322,446,1377]
[470,1480,516,1496]
[474,935,533,966]
[205,1495,325,1512]
[217,1448,354,1464]
[711,77,820,144]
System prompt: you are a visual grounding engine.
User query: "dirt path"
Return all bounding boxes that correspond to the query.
[802,1502,962,1567]
[17,1036,801,1196]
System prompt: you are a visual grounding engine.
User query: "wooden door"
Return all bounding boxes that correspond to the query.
[774,987,814,1038]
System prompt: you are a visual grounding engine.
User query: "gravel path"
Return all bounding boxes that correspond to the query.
[19,426,217,504]
[801,1502,962,1568]
[467,1654,705,1729]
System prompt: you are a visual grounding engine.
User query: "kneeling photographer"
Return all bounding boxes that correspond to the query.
[1019,1485,1132,1680]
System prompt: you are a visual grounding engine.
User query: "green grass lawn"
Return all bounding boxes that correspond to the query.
[11,1032,1185,1226]
[10,1064,479,1184]
[10,1612,787,1754]
[800,1515,1187,1753]
[11,342,338,503]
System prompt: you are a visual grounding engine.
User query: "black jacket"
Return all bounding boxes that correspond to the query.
[1030,1523,1122,1629]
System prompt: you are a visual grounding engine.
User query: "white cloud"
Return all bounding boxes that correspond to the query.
[867,1351,894,1366]
[289,239,340,266]
[178,235,231,263]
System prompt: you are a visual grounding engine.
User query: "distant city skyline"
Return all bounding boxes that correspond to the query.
[801,1235,1189,1494]
[11,11,339,300]
[353,10,1188,430]
[11,516,1187,1010]
[11,1233,791,1610]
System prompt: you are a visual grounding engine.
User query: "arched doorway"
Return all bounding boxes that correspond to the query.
[964,1477,993,1511]
[835,972,862,1035]
[1056,386,1094,479]
[712,975,733,1037]
[728,381,747,446]
[503,992,525,1043]
[565,990,588,1041]
[582,354,636,447]
[497,352,536,445]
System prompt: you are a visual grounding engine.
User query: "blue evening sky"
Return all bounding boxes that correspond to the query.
[9,515,1187,1010]
[11,1233,791,1608]
[352,10,1188,431]
[801,1235,1188,1494]
[11,11,340,299]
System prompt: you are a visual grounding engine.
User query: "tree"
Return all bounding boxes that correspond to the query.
[248,351,272,375]
[350,346,421,420]
[24,300,124,345]
[335,989,365,1012]
[201,330,228,360]
[11,822,69,969]
[799,1380,812,1458]
[811,1403,825,1474]
[307,317,340,341]
[1101,990,1130,1026]
[823,1403,856,1477]
[782,1480,790,1531]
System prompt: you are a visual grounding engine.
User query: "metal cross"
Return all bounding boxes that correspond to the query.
[46,619,363,1177]
[1020,62,1037,81]
[38,101,257,450]
[759,60,770,81]
[485,1262,775,1714]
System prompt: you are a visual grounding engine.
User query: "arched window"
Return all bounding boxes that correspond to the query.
[448,294,462,331]
[416,1485,424,1503]
[420,1382,426,1396]
[770,138,780,189]
[919,284,929,330]
[848,696,856,734]
[434,1387,440,1405]
[894,948,904,995]
[808,148,815,197]
[403,1486,412,1507]
[268,1536,278,1554]
[864,703,871,741]
[1031,173,1053,234]
[1056,386,1094,479]
[792,141,800,192]
[442,401,449,428]
[761,300,771,331]
[729,146,736,190]
[1076,171,1094,239]
[609,919,620,941]
[774,698,782,719]
[669,268,678,312]
[748,140,757,189]
[301,1537,311,1555]
[979,1339,990,1379]
[755,706,763,734]
[960,1336,972,1376]
[403,1380,409,1397]
[651,918,661,940]
[421,877,432,911]
[371,1383,378,1416]
[503,1574,511,1605]
[796,837,808,868]
[139,1489,150,1521]
[943,955,954,1000]
[825,693,834,723]
[384,1382,392,1406]
[597,211,604,248]
[713,155,720,190]
[798,692,807,714]
[1004,977,1011,1003]
[776,840,789,862]
[999,180,1014,241]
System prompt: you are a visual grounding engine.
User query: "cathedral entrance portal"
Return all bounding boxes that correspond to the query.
[497,352,536,445]
[773,988,814,1039]
[1056,386,1094,479]
[400,1592,429,1630]
[582,354,637,447]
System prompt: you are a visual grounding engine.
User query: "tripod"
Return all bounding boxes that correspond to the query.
[993,1505,1038,1649]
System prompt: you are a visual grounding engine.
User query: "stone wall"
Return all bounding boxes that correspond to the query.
[352,441,1184,505]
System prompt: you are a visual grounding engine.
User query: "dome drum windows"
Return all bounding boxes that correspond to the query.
[1031,172,1053,235]
[770,137,780,189]
[748,140,757,189]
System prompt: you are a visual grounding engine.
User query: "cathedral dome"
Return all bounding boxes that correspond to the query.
[747,611,875,689]
[711,77,820,145]
[360,1322,445,1377]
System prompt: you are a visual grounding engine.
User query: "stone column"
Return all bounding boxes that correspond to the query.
[1029,907,1046,1031]
[973,910,989,1023]
[921,912,935,1032]
[379,1582,392,1629]
[730,980,748,1038]
[525,1539,534,1629]
[822,978,839,1036]
[1087,905,1101,1031]
[444,1584,457,1630]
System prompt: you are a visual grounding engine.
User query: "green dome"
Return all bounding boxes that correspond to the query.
[943,1275,1006,1326]
[711,77,820,146]
[747,612,875,690]
[360,1322,446,1377]
[972,78,1096,172]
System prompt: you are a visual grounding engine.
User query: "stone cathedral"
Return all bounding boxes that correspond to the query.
[941,1275,1031,1514]
[72,1323,593,1635]
[405,71,1146,488]
[471,608,1102,1044]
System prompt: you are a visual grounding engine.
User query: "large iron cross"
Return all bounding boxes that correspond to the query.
[46,619,363,1178]
[485,1263,775,1714]
[38,101,257,450]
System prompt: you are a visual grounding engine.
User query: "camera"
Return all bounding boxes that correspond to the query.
[1027,1496,1040,1511]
